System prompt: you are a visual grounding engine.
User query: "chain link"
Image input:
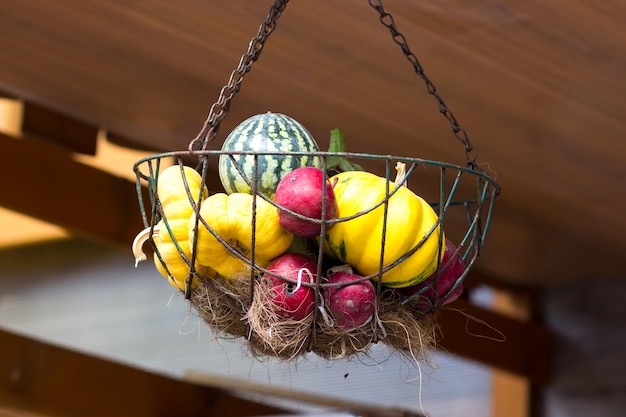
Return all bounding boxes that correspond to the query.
[190,0,480,169]
[189,0,289,153]
[368,0,479,169]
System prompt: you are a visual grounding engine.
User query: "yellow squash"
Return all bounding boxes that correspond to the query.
[323,170,444,288]
[191,193,293,279]
[132,164,209,291]
[152,218,214,290]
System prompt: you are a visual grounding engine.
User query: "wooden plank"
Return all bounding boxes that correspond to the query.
[0,132,225,250]
[0,96,23,136]
[186,371,426,417]
[21,101,98,155]
[437,298,551,385]
[491,291,532,417]
[0,132,143,248]
[0,329,287,417]
[0,89,98,154]
[0,405,50,417]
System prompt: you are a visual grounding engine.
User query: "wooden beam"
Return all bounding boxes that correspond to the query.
[0,329,288,417]
[186,371,426,417]
[0,132,144,248]
[0,96,23,136]
[21,101,99,155]
[490,291,532,417]
[437,298,551,385]
[0,90,98,155]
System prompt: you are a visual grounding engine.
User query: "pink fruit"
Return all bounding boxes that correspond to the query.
[274,167,336,237]
[263,253,318,320]
[324,270,376,330]
[400,239,465,313]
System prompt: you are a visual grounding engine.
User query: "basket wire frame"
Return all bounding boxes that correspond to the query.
[132,0,500,353]
[134,151,498,298]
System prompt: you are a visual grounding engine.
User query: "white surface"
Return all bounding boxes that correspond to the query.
[0,240,492,416]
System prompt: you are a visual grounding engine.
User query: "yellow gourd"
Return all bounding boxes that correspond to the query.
[190,192,293,279]
[132,164,209,291]
[323,165,444,288]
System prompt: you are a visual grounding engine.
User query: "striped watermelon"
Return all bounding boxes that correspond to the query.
[218,112,322,197]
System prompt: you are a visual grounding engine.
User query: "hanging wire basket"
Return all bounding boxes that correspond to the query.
[132,0,500,362]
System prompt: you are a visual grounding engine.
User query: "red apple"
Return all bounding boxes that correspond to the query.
[324,270,376,330]
[262,253,318,320]
[400,239,465,313]
[274,167,336,237]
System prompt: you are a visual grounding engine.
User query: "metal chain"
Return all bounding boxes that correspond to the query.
[190,0,479,169]
[367,0,479,169]
[189,0,290,153]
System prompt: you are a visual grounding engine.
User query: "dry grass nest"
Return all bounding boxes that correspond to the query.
[190,270,440,363]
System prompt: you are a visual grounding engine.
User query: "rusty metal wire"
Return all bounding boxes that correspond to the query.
[188,0,289,153]
[367,0,479,170]
[134,150,499,298]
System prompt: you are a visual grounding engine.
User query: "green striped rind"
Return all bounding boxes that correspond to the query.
[218,112,321,197]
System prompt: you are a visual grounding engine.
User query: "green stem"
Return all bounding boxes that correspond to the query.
[326,128,363,173]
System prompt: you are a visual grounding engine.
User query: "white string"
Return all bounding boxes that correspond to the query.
[293,267,314,293]
[317,292,335,327]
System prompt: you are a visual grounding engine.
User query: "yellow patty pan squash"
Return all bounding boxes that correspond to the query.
[132,164,209,291]
[152,218,214,291]
[191,192,293,279]
[323,170,444,288]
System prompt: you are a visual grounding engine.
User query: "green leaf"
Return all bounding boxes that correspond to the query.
[326,128,363,173]
[288,236,319,260]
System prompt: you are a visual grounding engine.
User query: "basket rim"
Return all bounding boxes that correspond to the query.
[133,149,501,194]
